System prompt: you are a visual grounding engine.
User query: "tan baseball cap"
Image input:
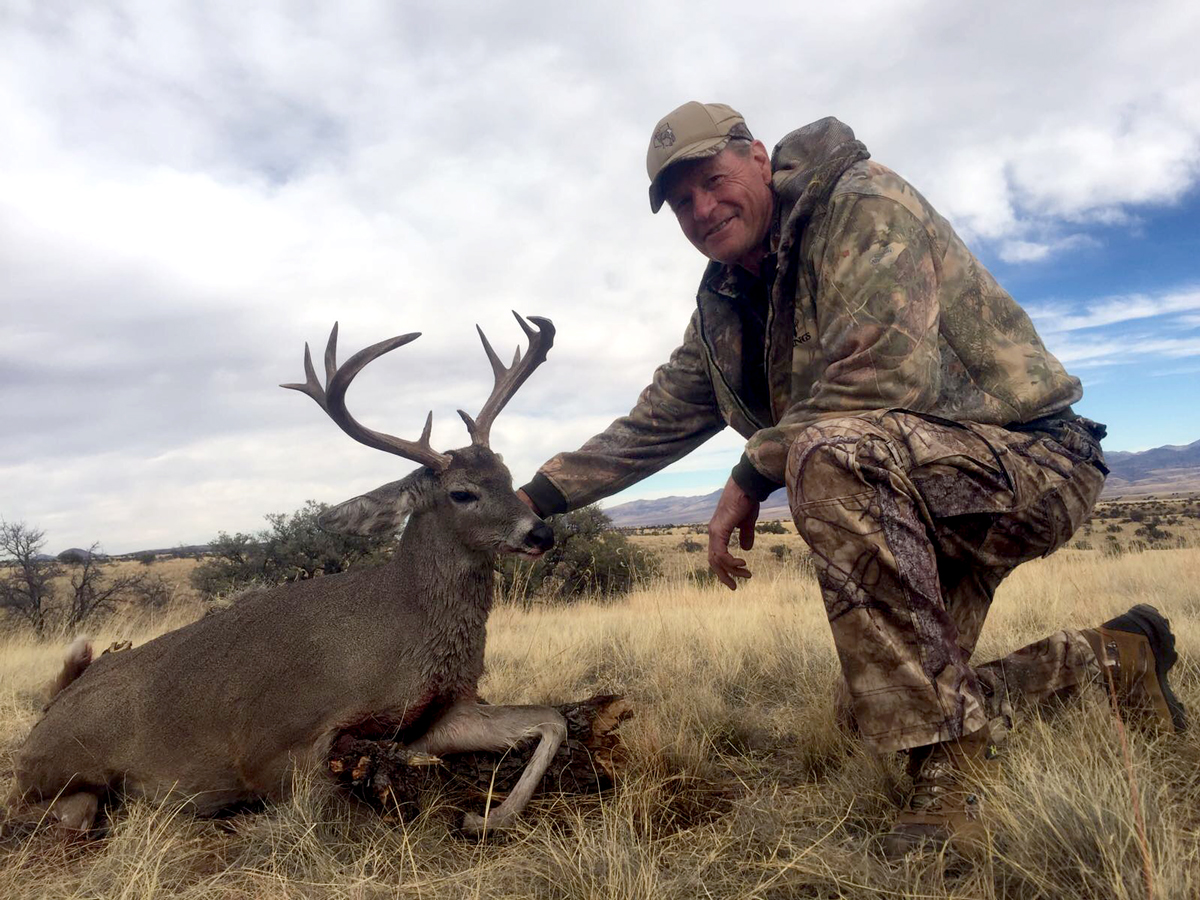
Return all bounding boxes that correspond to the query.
[646,101,752,213]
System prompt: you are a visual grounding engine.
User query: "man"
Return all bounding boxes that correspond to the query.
[518,102,1187,856]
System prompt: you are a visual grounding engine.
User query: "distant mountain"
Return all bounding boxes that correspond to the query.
[604,438,1200,527]
[606,487,790,528]
[1104,439,1200,479]
[1103,438,1200,497]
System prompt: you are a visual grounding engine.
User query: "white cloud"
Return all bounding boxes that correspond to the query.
[998,234,1098,264]
[1029,288,1200,333]
[1050,335,1200,367]
[3,1,1200,550]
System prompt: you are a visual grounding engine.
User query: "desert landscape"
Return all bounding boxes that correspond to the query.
[2,497,1198,899]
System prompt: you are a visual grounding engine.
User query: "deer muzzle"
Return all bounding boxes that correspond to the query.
[520,522,554,557]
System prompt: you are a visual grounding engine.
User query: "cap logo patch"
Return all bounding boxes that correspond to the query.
[653,122,676,149]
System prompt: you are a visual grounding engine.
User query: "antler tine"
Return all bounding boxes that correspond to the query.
[462,311,555,447]
[282,326,452,471]
[280,341,330,413]
[323,322,339,383]
[476,325,506,380]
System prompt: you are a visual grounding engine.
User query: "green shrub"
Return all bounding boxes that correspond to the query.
[496,505,659,605]
[189,500,392,599]
[755,520,787,535]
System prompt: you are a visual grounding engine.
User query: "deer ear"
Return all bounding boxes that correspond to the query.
[318,479,416,537]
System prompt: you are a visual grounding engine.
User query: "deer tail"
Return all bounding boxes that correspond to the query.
[45,638,93,706]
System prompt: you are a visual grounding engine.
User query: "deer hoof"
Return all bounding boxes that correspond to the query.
[52,792,99,833]
[461,812,487,834]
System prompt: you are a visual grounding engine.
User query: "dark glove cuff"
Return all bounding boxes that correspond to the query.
[520,473,570,517]
[731,454,784,502]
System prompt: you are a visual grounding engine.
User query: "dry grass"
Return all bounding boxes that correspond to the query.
[2,547,1200,898]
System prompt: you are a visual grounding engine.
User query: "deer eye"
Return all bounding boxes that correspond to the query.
[449,490,478,504]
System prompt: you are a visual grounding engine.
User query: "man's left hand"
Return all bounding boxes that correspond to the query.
[708,477,759,590]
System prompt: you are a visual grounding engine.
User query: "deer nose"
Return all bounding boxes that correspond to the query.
[525,522,554,552]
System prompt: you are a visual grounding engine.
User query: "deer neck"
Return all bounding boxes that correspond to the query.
[388,510,495,692]
[392,512,495,611]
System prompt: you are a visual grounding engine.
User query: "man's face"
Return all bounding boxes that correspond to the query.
[663,141,774,270]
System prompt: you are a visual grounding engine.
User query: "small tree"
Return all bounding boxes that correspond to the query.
[1,520,61,637]
[61,545,157,631]
[2,523,164,637]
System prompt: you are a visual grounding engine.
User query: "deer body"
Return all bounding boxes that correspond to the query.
[14,317,566,833]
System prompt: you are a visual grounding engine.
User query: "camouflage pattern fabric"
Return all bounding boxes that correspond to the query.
[972,629,1103,744]
[529,118,1083,514]
[787,409,1107,752]
[741,154,1083,491]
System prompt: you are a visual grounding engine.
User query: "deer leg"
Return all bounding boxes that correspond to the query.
[408,701,566,833]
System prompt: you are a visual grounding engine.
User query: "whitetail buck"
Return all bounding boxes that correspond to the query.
[12,313,566,833]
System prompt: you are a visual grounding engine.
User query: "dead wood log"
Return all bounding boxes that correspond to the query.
[328,694,633,819]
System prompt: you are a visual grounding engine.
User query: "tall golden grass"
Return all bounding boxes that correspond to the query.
[2,543,1198,898]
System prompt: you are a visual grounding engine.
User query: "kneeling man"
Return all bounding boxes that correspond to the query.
[519,102,1186,856]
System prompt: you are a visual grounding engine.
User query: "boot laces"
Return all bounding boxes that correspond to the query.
[909,752,959,811]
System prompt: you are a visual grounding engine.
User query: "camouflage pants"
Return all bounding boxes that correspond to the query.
[785,410,1108,753]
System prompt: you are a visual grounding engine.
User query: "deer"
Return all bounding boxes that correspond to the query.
[11,313,566,835]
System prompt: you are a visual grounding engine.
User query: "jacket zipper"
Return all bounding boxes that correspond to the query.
[696,300,769,432]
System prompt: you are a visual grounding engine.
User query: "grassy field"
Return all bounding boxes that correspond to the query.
[2,521,1200,897]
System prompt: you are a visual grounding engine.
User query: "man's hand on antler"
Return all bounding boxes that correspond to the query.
[707,476,759,590]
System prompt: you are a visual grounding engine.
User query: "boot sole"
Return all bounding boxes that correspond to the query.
[1101,604,1188,733]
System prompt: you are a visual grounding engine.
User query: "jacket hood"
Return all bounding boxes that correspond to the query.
[770,117,862,209]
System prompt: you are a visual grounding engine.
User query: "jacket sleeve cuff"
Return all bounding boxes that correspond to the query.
[731,453,784,502]
[520,473,570,517]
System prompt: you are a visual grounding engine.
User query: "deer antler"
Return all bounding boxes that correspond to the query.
[282,323,453,471]
[458,312,555,447]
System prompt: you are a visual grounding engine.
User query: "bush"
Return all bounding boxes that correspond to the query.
[769,544,790,560]
[2,523,166,637]
[496,505,659,605]
[1134,523,1172,543]
[190,500,392,599]
[679,537,703,553]
[755,520,787,535]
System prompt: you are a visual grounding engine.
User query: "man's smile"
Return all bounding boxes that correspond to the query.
[704,216,735,239]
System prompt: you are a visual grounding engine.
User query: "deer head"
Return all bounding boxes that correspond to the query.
[281,312,556,558]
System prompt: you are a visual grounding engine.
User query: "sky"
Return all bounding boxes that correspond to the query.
[2,0,1199,554]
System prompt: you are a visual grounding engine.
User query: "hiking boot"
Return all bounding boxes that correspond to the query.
[880,727,1000,860]
[1081,604,1188,733]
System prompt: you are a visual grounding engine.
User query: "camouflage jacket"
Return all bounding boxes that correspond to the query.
[523,118,1082,515]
